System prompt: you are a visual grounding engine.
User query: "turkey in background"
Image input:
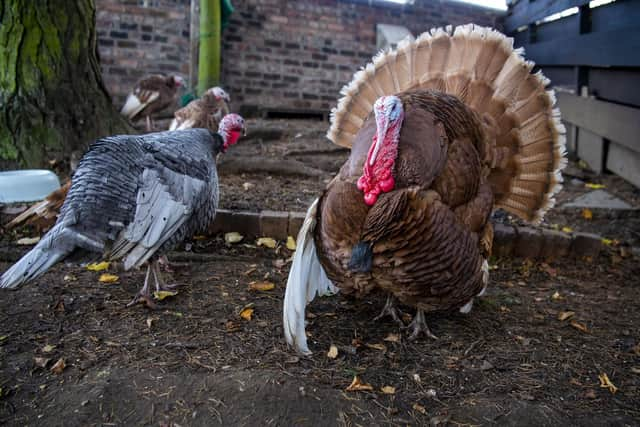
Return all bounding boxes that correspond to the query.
[170,87,231,132]
[120,74,186,132]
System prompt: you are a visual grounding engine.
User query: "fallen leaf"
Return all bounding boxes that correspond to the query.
[224,232,243,244]
[381,385,396,394]
[558,311,575,321]
[286,236,297,250]
[551,291,562,300]
[0,335,8,342]
[153,290,178,301]
[598,373,618,394]
[561,226,573,233]
[413,403,427,415]
[249,281,275,291]
[87,261,110,271]
[172,311,183,318]
[578,159,589,169]
[225,320,240,332]
[365,343,387,352]
[585,183,606,189]
[242,182,254,191]
[413,373,421,383]
[327,345,338,359]
[601,238,614,246]
[42,344,55,353]
[63,274,77,282]
[540,263,557,277]
[192,235,207,240]
[50,358,65,374]
[345,376,373,392]
[384,333,400,343]
[272,259,287,269]
[570,320,589,333]
[631,367,640,374]
[256,237,277,248]
[585,389,597,399]
[240,307,254,321]
[16,236,40,245]
[98,273,119,284]
[146,318,153,329]
[582,208,593,220]
[34,357,50,368]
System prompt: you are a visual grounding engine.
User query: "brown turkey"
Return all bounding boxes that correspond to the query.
[169,87,230,132]
[283,25,567,354]
[121,74,185,131]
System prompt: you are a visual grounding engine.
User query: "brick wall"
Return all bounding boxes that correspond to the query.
[96,0,502,113]
[96,0,191,107]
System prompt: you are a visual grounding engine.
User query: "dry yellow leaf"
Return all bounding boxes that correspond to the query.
[413,403,427,415]
[598,373,618,394]
[286,236,297,250]
[224,232,243,244]
[153,290,178,301]
[345,376,373,392]
[381,385,396,394]
[570,320,588,332]
[63,274,77,282]
[582,208,593,220]
[98,273,119,283]
[240,307,254,321]
[192,235,207,240]
[561,226,573,233]
[34,357,50,368]
[256,237,277,248]
[16,236,40,245]
[249,281,275,291]
[601,238,617,246]
[327,345,338,359]
[631,367,640,374]
[384,333,400,343]
[365,343,387,352]
[50,358,65,375]
[585,183,605,189]
[551,291,562,300]
[42,344,56,353]
[558,311,575,321]
[87,261,110,271]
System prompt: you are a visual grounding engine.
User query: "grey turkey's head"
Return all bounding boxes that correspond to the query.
[217,113,246,152]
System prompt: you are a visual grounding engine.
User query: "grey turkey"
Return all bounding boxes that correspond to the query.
[1,114,246,308]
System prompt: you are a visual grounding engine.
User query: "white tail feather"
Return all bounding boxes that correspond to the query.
[283,198,337,354]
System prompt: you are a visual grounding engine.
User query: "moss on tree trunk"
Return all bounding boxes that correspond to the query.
[0,0,134,169]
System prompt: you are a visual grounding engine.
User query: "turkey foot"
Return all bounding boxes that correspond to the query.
[150,261,183,292]
[404,309,438,340]
[373,294,405,327]
[126,264,159,309]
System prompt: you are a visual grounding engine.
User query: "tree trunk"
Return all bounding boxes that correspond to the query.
[0,0,134,170]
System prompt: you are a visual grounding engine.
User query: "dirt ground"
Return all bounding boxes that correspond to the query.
[1,118,639,425]
[0,237,638,426]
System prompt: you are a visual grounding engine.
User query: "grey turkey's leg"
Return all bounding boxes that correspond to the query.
[150,259,182,291]
[126,264,158,309]
[404,309,438,340]
[373,294,405,327]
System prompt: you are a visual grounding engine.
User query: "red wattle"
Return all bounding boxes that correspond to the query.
[379,176,395,192]
[357,175,368,191]
[364,192,378,206]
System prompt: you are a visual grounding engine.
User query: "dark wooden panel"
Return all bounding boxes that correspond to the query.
[505,0,589,32]
[535,14,578,42]
[589,69,640,108]
[557,93,640,152]
[538,66,575,87]
[521,28,640,67]
[591,0,640,33]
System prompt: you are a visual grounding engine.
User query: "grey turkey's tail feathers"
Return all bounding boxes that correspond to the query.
[327,24,567,224]
[0,223,74,289]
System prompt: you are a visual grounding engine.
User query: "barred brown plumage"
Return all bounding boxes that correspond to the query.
[284,24,567,354]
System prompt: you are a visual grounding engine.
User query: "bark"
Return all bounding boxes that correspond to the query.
[0,0,134,169]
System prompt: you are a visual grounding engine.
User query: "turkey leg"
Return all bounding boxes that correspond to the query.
[373,294,405,327]
[126,259,182,309]
[404,309,438,340]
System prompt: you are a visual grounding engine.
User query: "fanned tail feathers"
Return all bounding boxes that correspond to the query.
[283,198,337,354]
[327,24,567,223]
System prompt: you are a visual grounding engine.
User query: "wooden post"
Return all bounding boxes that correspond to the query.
[197,0,221,96]
[189,0,199,92]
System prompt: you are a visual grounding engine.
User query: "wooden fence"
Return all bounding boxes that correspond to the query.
[504,0,640,187]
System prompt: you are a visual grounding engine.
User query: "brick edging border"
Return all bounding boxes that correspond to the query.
[209,209,604,259]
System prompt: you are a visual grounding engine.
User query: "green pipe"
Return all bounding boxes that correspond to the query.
[197,0,221,96]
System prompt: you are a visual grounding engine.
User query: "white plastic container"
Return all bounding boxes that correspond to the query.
[0,170,61,203]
